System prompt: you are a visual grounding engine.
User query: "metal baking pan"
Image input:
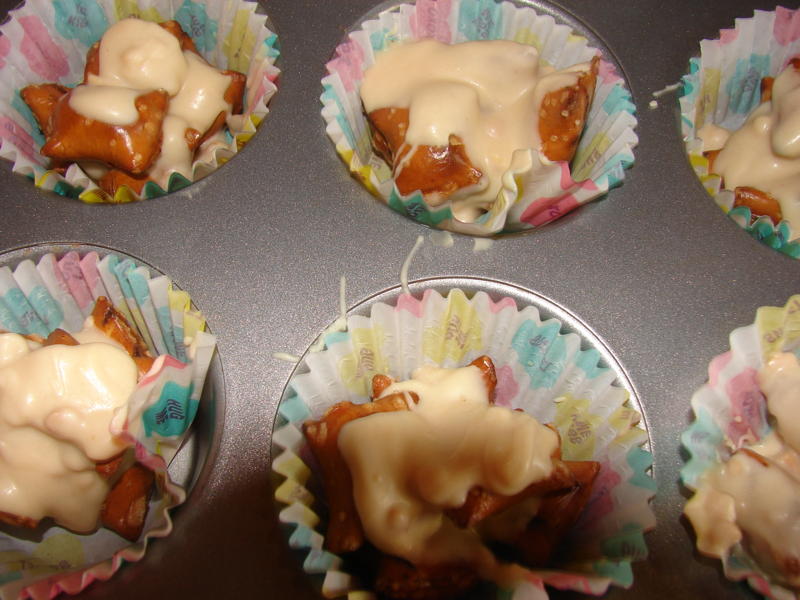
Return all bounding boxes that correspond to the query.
[1,0,798,598]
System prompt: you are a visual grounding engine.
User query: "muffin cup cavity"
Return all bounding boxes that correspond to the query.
[0,244,218,600]
[321,0,637,236]
[679,7,800,258]
[272,284,654,599]
[681,295,800,599]
[0,0,279,203]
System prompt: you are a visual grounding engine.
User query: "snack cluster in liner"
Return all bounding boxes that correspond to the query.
[681,295,800,599]
[272,288,655,599]
[0,0,279,203]
[321,0,637,237]
[0,249,216,600]
[679,7,800,258]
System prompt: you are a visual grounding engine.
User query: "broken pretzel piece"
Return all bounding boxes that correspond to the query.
[91,296,155,375]
[734,186,783,226]
[100,463,155,541]
[367,106,482,205]
[303,394,410,553]
[513,459,601,566]
[539,55,599,163]
[375,554,480,600]
[20,83,69,136]
[446,442,576,529]
[40,88,168,174]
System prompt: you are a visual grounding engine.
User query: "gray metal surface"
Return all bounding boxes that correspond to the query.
[0,0,798,598]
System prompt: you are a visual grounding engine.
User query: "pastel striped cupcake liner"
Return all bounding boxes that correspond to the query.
[321,0,637,236]
[681,294,800,599]
[679,7,800,258]
[0,246,216,599]
[0,0,280,202]
[273,288,655,599]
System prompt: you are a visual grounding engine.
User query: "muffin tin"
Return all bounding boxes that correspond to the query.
[0,0,798,598]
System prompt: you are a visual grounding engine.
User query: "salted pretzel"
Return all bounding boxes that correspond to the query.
[365,55,599,205]
[302,356,601,599]
[705,57,800,226]
[0,296,156,540]
[20,19,247,197]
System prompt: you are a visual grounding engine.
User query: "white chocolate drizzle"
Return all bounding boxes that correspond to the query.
[0,329,138,532]
[338,363,559,574]
[360,39,590,222]
[710,62,800,232]
[70,18,236,188]
[685,352,800,583]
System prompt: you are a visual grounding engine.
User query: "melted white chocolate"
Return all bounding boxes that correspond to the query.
[337,363,559,573]
[360,39,590,222]
[69,18,236,188]
[89,18,187,94]
[760,352,800,453]
[711,63,800,232]
[0,331,138,532]
[685,352,800,577]
[68,85,143,126]
[171,51,231,135]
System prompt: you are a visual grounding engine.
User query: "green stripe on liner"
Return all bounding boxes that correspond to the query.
[627,447,656,491]
[0,572,22,586]
[593,558,634,587]
[279,391,311,424]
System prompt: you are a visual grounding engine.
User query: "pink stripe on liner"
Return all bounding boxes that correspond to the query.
[724,368,764,447]
[78,252,107,300]
[707,351,733,386]
[395,292,425,317]
[519,163,595,227]
[48,255,72,295]
[576,461,620,528]
[749,574,773,595]
[410,0,453,43]
[487,295,517,313]
[133,440,167,470]
[18,15,69,80]
[252,80,267,106]
[0,116,38,162]
[494,364,519,407]
[774,6,800,46]
[58,252,94,313]
[327,39,366,94]
[719,27,739,45]
[521,193,581,227]
[597,57,621,84]
[138,354,189,387]
[541,572,600,594]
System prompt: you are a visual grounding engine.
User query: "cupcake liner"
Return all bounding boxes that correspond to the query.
[0,0,280,203]
[679,7,800,258]
[272,288,655,599]
[681,294,800,599]
[320,0,637,236]
[0,248,216,599]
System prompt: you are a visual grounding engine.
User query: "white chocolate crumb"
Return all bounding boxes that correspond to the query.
[429,230,454,248]
[473,238,494,253]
